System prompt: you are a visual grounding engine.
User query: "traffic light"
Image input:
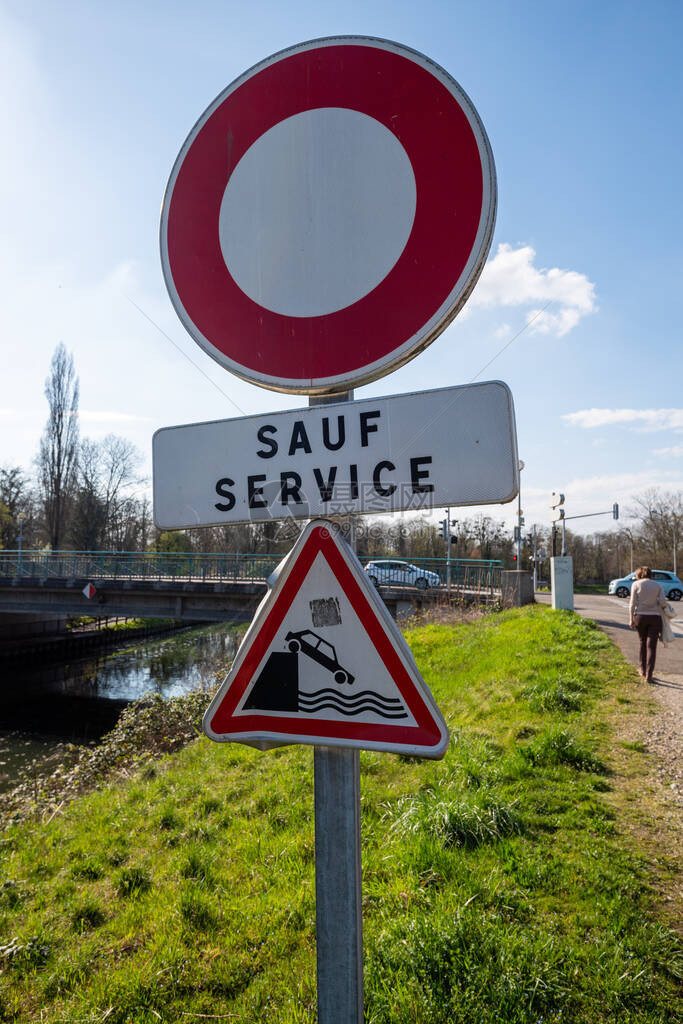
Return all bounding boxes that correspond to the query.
[512,554,518,564]
[440,518,448,541]
[613,503,619,520]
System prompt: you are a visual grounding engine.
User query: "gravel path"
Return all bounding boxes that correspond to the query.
[539,592,682,804]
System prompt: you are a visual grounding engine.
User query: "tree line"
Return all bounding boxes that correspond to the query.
[1,345,680,583]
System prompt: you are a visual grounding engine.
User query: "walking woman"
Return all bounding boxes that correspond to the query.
[629,566,667,683]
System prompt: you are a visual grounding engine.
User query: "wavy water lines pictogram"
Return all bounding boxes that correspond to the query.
[298,687,408,719]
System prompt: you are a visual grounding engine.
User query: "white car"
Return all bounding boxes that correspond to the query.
[363,559,441,590]
[608,570,682,600]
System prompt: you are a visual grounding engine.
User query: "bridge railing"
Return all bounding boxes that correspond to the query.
[0,551,502,594]
[0,551,283,584]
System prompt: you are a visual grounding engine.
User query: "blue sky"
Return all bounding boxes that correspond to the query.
[1,0,682,535]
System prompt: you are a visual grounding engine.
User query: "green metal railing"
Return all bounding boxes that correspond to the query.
[0,551,502,594]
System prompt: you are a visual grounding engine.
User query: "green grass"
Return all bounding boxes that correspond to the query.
[0,606,680,1022]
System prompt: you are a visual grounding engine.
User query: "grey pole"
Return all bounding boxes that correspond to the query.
[651,510,677,577]
[516,460,524,565]
[446,507,452,595]
[673,522,678,578]
[16,512,23,577]
[309,391,364,1024]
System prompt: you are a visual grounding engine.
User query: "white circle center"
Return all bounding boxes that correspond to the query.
[219,108,417,318]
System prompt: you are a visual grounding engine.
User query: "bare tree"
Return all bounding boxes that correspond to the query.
[629,488,682,572]
[37,343,80,549]
[70,434,144,550]
[0,465,36,549]
[69,439,107,550]
[469,514,506,560]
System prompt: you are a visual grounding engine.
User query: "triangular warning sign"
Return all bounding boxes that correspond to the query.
[203,520,449,759]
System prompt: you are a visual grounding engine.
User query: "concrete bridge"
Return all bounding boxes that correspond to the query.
[0,551,503,634]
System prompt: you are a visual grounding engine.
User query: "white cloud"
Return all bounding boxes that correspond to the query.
[652,444,683,457]
[468,243,597,336]
[80,411,152,423]
[563,408,683,432]
[563,471,681,497]
[0,408,43,418]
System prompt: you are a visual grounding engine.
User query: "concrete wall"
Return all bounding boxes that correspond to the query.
[501,571,535,607]
[0,612,67,640]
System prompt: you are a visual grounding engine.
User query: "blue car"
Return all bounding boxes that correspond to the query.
[608,570,683,601]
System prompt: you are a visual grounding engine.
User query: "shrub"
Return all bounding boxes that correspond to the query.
[390,789,522,849]
[179,887,217,930]
[116,867,151,899]
[71,899,105,932]
[525,675,586,713]
[519,728,605,773]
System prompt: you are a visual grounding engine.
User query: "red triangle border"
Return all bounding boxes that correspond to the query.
[207,524,445,751]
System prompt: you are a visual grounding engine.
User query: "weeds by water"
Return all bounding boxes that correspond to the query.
[0,689,216,828]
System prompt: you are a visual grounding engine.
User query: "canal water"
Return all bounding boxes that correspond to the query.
[0,622,244,793]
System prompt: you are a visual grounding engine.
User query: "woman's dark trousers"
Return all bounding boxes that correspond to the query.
[636,614,661,681]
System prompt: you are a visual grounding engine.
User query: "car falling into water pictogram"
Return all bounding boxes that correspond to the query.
[284,629,355,685]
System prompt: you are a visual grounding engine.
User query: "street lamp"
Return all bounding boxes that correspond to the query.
[651,511,679,577]
[619,527,634,574]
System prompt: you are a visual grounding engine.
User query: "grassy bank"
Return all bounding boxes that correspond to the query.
[0,606,680,1022]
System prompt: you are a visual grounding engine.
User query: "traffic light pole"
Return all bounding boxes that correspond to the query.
[562,508,619,523]
[550,496,619,612]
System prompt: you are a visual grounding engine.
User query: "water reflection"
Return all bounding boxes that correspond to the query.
[0,623,244,790]
[56,622,242,704]
[20,623,242,703]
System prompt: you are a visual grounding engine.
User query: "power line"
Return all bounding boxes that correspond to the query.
[127,296,246,415]
[469,302,552,383]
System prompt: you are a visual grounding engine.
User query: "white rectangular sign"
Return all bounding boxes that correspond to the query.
[153,381,519,529]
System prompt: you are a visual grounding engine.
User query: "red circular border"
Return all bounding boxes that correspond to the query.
[164,43,485,385]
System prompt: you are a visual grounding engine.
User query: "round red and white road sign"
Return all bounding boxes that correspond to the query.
[160,36,496,395]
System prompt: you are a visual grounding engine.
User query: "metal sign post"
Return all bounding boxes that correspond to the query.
[314,745,363,1022]
[312,391,363,1024]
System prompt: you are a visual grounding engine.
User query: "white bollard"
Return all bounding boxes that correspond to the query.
[551,556,574,611]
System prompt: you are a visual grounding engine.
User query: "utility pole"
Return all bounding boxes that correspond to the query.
[652,510,679,577]
[440,509,452,594]
[17,513,25,575]
[516,460,525,566]
[446,508,452,594]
